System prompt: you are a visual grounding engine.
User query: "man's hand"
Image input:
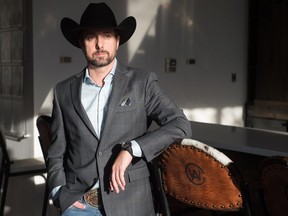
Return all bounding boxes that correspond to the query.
[109,150,133,193]
[73,201,86,209]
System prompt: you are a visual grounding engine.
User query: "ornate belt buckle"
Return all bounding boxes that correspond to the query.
[84,188,102,208]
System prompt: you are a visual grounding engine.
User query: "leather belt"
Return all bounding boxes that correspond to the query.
[84,188,102,208]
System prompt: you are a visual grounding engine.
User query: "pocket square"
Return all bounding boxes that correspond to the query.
[120,98,131,106]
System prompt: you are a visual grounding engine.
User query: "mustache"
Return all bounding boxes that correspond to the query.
[94,49,109,55]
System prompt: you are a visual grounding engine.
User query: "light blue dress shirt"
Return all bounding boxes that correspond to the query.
[81,64,114,138]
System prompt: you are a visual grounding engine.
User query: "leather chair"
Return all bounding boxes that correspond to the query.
[152,138,252,216]
[36,115,52,216]
[0,127,47,215]
[259,156,288,216]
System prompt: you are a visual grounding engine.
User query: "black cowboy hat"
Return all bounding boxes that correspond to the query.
[61,2,136,48]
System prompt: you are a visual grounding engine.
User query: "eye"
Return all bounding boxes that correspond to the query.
[87,35,94,40]
[84,33,95,41]
[103,33,112,39]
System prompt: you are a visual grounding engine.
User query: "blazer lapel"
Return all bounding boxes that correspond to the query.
[70,72,98,139]
[100,65,128,141]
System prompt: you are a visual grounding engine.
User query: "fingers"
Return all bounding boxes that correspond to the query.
[109,150,133,193]
[110,162,126,193]
[109,181,114,192]
[73,201,86,209]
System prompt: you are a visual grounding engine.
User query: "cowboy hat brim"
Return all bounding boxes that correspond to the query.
[61,16,136,48]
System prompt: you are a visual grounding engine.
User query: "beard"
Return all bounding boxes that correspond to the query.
[86,50,115,68]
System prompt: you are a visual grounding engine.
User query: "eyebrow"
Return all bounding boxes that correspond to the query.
[83,30,116,35]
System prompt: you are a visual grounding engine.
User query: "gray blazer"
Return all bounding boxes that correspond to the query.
[47,63,192,215]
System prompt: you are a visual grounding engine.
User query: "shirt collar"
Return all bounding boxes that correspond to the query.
[83,59,117,86]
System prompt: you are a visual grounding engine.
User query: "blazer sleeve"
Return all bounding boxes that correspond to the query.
[46,86,67,192]
[135,72,192,162]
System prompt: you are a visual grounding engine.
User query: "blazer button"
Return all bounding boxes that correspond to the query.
[98,151,103,156]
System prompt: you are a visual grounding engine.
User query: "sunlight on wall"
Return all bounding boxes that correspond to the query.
[127,0,161,62]
[33,89,54,158]
[184,106,243,127]
[184,107,218,123]
[220,106,243,126]
[33,132,43,158]
[39,88,53,115]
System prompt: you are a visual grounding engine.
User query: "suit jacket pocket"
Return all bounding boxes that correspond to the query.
[115,103,137,112]
[115,94,138,112]
[127,165,150,182]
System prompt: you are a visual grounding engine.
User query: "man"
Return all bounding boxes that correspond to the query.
[47,2,192,216]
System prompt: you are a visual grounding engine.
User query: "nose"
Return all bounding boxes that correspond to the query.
[96,36,103,49]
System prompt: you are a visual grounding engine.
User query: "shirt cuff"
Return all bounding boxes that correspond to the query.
[131,140,142,157]
[51,185,61,198]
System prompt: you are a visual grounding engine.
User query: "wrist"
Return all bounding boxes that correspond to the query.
[121,141,133,156]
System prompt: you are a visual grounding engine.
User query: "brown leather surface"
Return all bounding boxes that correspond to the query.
[36,115,52,159]
[260,157,288,216]
[160,144,243,211]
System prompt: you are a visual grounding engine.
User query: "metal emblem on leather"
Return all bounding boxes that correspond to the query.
[186,163,206,185]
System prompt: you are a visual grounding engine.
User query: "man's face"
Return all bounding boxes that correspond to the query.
[81,30,120,68]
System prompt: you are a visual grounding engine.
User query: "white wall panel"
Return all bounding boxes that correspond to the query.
[29,0,247,159]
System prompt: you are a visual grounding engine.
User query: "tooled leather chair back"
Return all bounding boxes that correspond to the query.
[156,138,252,216]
